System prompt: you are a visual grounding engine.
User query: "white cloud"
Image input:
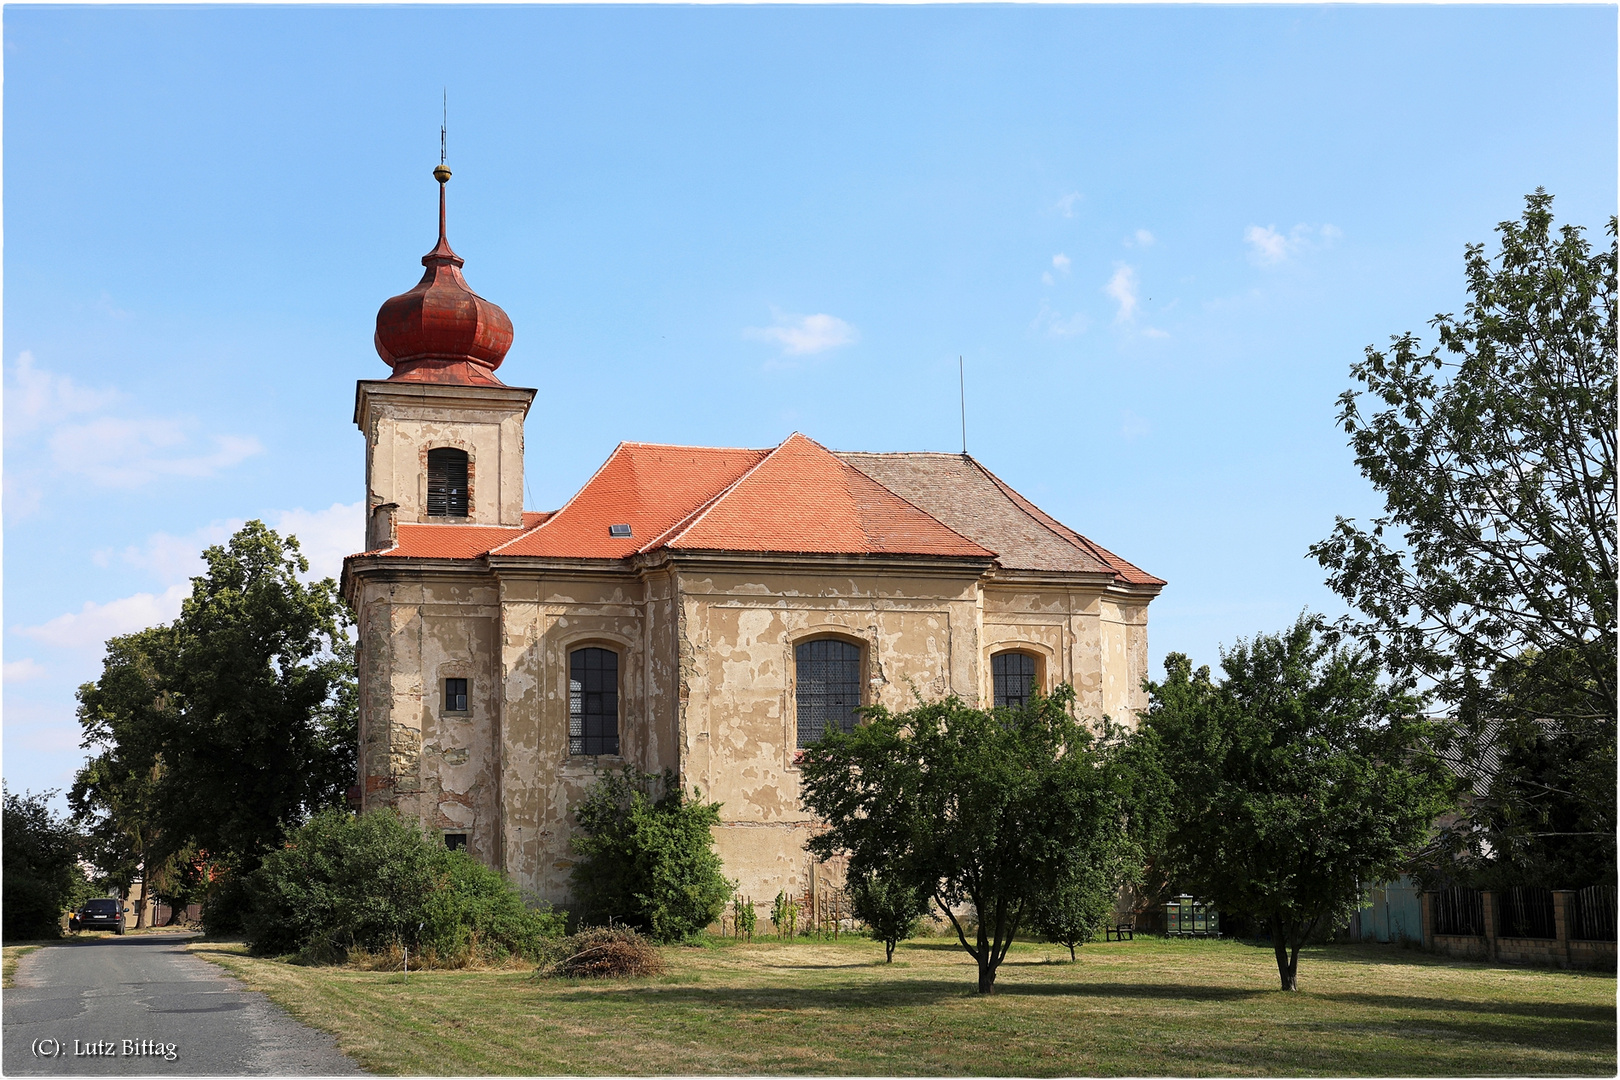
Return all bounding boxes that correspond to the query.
[1041,272,1054,286]
[1031,301,1088,339]
[48,418,262,487]
[1244,223,1341,266]
[275,502,364,581]
[18,584,190,651]
[1105,265,1139,323]
[1120,410,1152,440]
[3,658,47,683]
[744,311,859,357]
[5,351,119,433]
[1051,253,1072,273]
[7,353,264,491]
[1126,229,1156,248]
[1056,191,1083,217]
[1143,327,1170,339]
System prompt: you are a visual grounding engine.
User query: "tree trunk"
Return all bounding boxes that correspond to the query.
[1270,918,1298,991]
[1068,944,1076,961]
[885,940,895,963]
[135,870,149,930]
[977,960,998,994]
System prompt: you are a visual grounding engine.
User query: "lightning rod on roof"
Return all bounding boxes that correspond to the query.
[440,89,448,166]
[959,355,967,456]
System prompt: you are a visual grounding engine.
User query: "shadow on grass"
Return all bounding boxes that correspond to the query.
[548,978,1270,1011]
[1313,991,1618,1026]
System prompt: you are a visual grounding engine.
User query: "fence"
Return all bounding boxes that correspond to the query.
[1433,886,1485,937]
[1572,885,1618,942]
[1497,886,1557,939]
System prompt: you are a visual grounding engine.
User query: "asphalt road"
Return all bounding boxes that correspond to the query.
[3,932,361,1076]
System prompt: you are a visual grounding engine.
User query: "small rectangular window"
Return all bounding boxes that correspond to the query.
[444,833,468,851]
[445,678,469,713]
[608,524,633,538]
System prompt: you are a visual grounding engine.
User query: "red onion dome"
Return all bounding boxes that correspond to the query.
[375,165,514,386]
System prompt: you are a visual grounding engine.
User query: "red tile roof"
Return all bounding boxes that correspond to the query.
[371,522,531,560]
[493,443,767,559]
[350,435,1159,589]
[661,434,992,557]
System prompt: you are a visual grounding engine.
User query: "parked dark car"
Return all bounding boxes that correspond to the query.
[69,898,125,934]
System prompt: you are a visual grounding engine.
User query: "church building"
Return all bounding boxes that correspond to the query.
[342,166,1165,908]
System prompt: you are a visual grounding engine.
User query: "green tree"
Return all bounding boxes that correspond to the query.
[847,869,929,962]
[1311,191,1616,886]
[799,686,1131,994]
[569,768,733,942]
[3,787,93,940]
[69,522,357,892]
[1142,616,1450,991]
[1030,846,1134,961]
[71,628,174,927]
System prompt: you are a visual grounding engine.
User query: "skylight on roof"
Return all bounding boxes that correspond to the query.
[608,524,632,538]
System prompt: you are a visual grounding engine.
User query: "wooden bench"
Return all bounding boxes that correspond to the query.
[1106,922,1134,941]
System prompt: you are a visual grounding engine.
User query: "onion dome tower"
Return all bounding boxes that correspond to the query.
[374,164,515,386]
[355,164,536,548]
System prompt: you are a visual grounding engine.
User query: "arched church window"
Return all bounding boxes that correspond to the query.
[795,639,862,747]
[991,651,1038,709]
[427,448,469,517]
[569,648,620,756]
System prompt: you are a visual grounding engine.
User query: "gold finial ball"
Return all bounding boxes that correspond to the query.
[433,164,452,184]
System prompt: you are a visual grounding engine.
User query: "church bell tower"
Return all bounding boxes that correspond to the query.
[355,163,535,550]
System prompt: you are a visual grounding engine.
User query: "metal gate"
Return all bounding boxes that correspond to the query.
[1355,874,1423,943]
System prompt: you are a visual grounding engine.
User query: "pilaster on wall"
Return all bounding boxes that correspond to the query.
[1420,891,1434,950]
[1553,890,1574,967]
[1482,890,1499,961]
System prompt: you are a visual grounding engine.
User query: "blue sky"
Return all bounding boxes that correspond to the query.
[5,4,1616,802]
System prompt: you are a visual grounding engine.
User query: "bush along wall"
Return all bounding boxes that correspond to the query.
[568,767,732,941]
[245,808,564,964]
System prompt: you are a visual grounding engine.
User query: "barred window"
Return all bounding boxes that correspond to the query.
[992,652,1037,708]
[569,648,620,756]
[795,639,862,747]
[445,678,469,713]
[427,447,469,517]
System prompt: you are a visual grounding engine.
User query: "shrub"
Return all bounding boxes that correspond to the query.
[244,808,564,963]
[537,926,664,978]
[569,768,732,942]
[770,890,799,939]
[3,787,93,941]
[848,869,929,961]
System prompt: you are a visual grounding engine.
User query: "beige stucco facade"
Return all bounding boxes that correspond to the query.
[344,382,1161,909]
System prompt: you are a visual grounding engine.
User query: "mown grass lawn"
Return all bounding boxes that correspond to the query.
[192,934,1616,1076]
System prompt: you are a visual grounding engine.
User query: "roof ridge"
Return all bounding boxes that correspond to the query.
[488,442,628,555]
[971,458,1161,584]
[655,435,796,549]
[836,448,997,557]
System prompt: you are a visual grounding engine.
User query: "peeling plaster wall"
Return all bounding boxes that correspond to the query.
[492,571,659,902]
[358,384,529,527]
[356,558,1156,911]
[355,573,503,863]
[672,566,987,906]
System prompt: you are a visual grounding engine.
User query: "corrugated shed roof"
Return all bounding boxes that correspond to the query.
[837,451,1163,585]
[663,433,993,557]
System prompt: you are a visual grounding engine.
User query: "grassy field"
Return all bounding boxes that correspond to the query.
[191,933,1616,1076]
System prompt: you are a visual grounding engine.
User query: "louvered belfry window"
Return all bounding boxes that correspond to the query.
[992,651,1037,708]
[427,448,469,517]
[569,648,620,756]
[795,639,862,747]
